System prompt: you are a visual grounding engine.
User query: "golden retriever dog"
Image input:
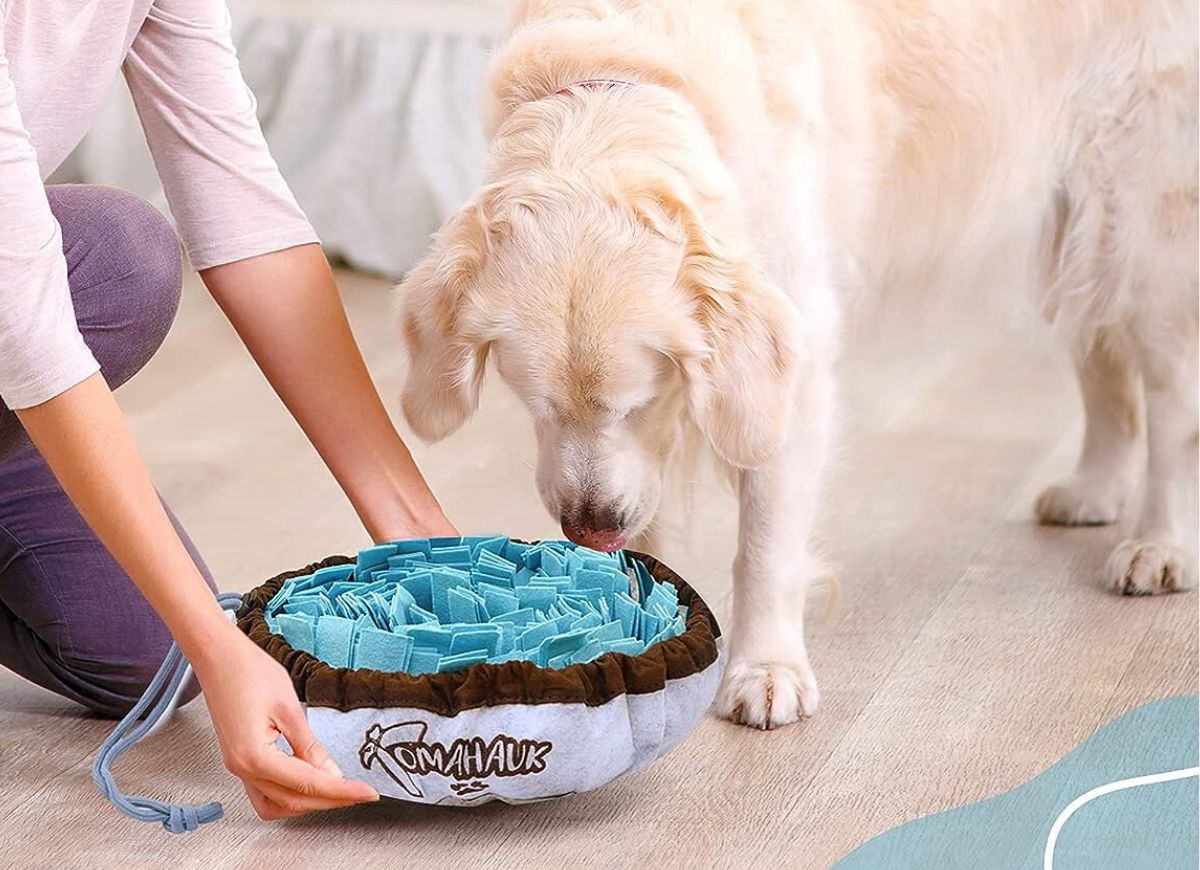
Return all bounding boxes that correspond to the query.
[398,0,1198,729]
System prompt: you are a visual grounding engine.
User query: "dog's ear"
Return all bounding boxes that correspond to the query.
[681,241,801,470]
[634,184,801,469]
[398,199,492,442]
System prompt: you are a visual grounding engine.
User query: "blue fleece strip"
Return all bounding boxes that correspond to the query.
[263,537,686,675]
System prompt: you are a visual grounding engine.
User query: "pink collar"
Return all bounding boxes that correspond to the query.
[554,78,638,96]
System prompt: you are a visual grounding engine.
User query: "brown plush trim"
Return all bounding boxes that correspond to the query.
[237,550,722,716]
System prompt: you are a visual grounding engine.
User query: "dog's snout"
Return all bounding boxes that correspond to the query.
[560,500,627,552]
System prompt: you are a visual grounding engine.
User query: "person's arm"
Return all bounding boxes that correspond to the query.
[2,17,375,819]
[201,245,455,541]
[123,0,452,541]
[16,376,379,818]
[111,0,447,817]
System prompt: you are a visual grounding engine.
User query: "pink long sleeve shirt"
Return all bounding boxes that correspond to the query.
[0,0,317,409]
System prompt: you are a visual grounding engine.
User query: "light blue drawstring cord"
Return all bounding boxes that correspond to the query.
[92,592,244,834]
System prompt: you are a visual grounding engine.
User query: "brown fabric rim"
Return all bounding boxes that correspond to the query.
[237,549,722,716]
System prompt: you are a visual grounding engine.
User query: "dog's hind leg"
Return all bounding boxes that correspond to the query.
[1107,334,1198,595]
[1035,16,1197,592]
[1036,332,1141,526]
[1099,28,1198,593]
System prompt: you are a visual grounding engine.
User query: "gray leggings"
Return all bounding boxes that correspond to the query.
[0,185,215,716]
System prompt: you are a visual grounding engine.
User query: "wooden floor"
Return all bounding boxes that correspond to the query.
[0,270,1194,869]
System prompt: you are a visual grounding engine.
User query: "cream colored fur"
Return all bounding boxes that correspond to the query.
[399,0,1199,729]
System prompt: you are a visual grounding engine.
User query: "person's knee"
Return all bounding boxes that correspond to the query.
[95,187,184,349]
[51,185,184,372]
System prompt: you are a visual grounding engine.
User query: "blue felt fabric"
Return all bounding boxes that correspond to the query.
[262,537,687,675]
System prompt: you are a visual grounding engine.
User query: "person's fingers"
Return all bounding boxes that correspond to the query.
[249,777,368,816]
[275,699,342,777]
[244,783,293,822]
[246,742,378,803]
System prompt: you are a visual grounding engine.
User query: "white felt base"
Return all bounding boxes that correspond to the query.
[309,649,724,805]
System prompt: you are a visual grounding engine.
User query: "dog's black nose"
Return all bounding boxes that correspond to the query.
[560,503,626,552]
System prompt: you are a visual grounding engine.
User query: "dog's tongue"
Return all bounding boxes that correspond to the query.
[563,527,627,553]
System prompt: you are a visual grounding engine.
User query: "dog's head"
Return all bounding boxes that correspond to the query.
[399,93,800,549]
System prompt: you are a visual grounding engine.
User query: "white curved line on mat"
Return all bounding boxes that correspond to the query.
[1044,766,1200,870]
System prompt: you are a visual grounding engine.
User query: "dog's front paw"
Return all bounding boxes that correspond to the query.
[1036,474,1128,526]
[1107,539,1198,595]
[715,659,819,730]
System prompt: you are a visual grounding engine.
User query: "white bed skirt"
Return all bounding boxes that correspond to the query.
[58,0,507,278]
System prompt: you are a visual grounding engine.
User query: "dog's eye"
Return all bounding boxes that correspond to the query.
[591,398,647,425]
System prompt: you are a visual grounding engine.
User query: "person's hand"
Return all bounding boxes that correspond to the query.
[192,623,379,820]
[382,508,460,542]
[350,467,459,543]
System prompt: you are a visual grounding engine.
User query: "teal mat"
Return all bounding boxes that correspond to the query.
[832,695,1199,870]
